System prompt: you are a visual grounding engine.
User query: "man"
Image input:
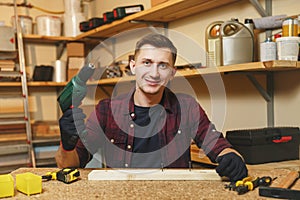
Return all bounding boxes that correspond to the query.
[55,33,247,182]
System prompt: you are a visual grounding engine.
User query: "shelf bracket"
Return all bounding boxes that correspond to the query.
[245,72,274,127]
[56,41,66,60]
[249,0,273,39]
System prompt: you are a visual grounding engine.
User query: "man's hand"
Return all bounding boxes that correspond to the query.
[216,152,248,182]
[59,108,86,151]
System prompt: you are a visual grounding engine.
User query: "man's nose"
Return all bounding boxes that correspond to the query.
[149,64,159,77]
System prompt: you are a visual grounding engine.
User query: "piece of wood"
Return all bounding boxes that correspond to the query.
[276,171,299,188]
[88,169,221,181]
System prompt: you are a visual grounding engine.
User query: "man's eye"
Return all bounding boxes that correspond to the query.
[158,63,168,69]
[143,61,151,66]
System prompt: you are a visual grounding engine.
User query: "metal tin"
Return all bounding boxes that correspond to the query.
[260,39,276,62]
[282,18,298,37]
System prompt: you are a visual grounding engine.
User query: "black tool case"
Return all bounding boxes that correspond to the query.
[226,127,300,164]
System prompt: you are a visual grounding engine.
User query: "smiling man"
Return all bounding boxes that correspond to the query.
[55,33,248,182]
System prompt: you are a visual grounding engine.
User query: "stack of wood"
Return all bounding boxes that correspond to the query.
[0,124,26,144]
[0,60,15,71]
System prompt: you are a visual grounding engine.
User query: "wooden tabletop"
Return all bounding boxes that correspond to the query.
[6,161,300,200]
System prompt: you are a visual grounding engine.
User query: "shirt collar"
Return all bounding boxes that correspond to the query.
[118,87,176,115]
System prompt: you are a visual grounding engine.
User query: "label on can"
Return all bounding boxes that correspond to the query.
[282,18,298,37]
[260,41,277,62]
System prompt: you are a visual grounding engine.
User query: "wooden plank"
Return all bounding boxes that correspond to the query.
[88,169,221,181]
[190,144,217,166]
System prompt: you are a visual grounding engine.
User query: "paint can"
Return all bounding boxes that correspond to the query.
[282,18,298,37]
[276,36,300,61]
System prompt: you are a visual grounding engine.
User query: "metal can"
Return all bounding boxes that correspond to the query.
[282,18,298,37]
[260,38,277,62]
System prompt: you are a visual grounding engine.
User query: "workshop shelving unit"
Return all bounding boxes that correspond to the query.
[0,0,299,172]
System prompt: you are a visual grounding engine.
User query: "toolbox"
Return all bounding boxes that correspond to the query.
[226,127,300,164]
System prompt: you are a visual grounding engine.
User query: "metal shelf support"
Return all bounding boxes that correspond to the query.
[245,72,274,127]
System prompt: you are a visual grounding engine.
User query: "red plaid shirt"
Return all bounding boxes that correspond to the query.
[76,88,232,168]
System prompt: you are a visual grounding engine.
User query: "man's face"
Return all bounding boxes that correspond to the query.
[130,44,176,95]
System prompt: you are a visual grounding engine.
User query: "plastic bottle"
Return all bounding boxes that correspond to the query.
[244,18,254,34]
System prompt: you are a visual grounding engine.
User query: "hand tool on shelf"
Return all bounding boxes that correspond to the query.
[259,171,300,199]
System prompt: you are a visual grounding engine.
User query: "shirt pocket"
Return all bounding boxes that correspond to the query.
[104,131,127,167]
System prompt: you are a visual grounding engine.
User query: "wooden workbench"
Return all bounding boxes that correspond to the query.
[6,160,300,199]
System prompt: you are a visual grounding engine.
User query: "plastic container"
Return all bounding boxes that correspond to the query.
[0,174,14,198]
[63,13,86,36]
[205,21,223,67]
[276,36,300,61]
[11,15,33,34]
[36,15,62,36]
[16,172,42,196]
[52,60,66,82]
[221,20,254,65]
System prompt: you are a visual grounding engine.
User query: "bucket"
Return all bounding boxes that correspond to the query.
[276,37,300,61]
[11,15,33,34]
[36,15,62,36]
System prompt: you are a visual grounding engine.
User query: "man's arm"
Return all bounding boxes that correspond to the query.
[55,108,86,168]
[55,144,80,168]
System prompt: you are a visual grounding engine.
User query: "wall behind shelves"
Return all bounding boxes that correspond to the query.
[0,0,299,132]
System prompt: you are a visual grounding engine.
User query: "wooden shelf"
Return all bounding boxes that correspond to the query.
[74,0,240,40]
[0,61,299,87]
[23,34,75,44]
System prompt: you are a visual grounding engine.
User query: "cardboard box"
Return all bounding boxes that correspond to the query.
[226,127,300,164]
[68,68,79,81]
[0,26,16,51]
[151,0,168,7]
[66,42,86,57]
[68,57,85,69]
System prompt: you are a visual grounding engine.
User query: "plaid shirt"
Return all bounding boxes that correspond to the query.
[76,87,232,168]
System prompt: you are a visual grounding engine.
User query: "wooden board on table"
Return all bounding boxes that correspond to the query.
[88,169,221,181]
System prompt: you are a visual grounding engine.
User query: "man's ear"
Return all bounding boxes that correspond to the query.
[130,60,136,75]
[170,67,177,80]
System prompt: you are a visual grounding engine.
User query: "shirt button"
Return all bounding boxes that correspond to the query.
[127,145,132,149]
[130,113,135,117]
[125,163,128,167]
[110,139,114,143]
[177,130,182,134]
[212,129,216,132]
[130,124,134,128]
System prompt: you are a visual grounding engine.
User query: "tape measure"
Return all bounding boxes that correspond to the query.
[42,168,80,184]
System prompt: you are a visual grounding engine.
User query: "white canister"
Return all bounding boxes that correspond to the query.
[276,36,300,61]
[63,13,85,37]
[260,39,277,62]
[11,15,33,34]
[64,0,82,14]
[52,60,66,82]
[36,15,62,36]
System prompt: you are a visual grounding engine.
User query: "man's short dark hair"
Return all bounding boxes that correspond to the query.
[134,33,177,65]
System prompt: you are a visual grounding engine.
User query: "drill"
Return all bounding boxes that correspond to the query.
[57,63,95,113]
